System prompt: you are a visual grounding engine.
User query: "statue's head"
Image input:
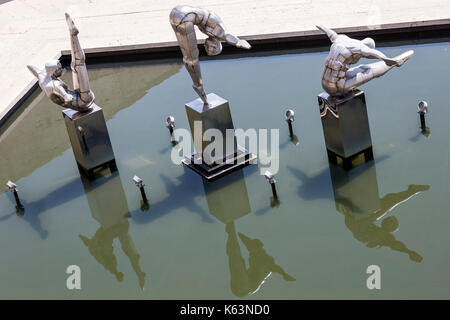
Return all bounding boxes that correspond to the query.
[381,216,399,233]
[362,37,376,49]
[204,37,222,56]
[45,59,64,78]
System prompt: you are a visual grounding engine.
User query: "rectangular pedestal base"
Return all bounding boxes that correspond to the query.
[318,89,373,159]
[77,159,118,180]
[62,104,116,178]
[327,146,374,171]
[182,145,256,181]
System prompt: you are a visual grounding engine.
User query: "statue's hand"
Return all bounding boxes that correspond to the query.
[236,39,251,50]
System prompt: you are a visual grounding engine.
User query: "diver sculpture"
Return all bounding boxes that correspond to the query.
[170,6,256,180]
[317,25,414,97]
[316,25,414,169]
[170,5,251,104]
[27,13,95,112]
[27,12,115,179]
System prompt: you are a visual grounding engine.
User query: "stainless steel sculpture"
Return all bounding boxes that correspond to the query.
[170,5,251,104]
[317,25,414,97]
[27,13,95,112]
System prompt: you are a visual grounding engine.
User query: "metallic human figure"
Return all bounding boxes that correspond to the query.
[27,13,95,112]
[317,25,414,97]
[170,5,251,104]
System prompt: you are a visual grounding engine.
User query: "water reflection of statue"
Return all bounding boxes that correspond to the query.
[317,25,414,97]
[170,5,251,104]
[79,170,146,289]
[27,13,95,112]
[330,162,429,262]
[203,170,295,297]
[79,219,145,288]
[338,185,429,262]
[225,222,295,297]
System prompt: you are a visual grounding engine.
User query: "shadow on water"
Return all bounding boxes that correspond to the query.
[0,166,127,240]
[79,168,146,289]
[203,169,296,297]
[287,154,389,202]
[280,134,300,149]
[130,162,259,224]
[410,127,431,142]
[131,169,214,224]
[0,176,85,239]
[290,155,429,262]
[1,166,149,287]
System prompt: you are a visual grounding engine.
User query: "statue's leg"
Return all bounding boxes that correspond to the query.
[379,184,429,216]
[225,222,251,297]
[65,13,94,107]
[344,50,413,91]
[117,221,146,289]
[344,62,392,90]
[173,21,208,103]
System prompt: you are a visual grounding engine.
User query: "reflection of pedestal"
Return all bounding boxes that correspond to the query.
[63,104,117,179]
[329,161,380,216]
[80,170,129,228]
[183,93,256,181]
[318,90,373,170]
[203,170,295,297]
[203,169,251,223]
[80,170,146,288]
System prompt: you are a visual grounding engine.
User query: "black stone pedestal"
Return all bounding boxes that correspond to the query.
[77,159,118,180]
[63,104,117,180]
[182,145,256,181]
[318,89,373,170]
[183,93,256,180]
[327,147,374,171]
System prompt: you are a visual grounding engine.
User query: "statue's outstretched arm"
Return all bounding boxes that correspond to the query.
[223,33,251,49]
[316,25,338,42]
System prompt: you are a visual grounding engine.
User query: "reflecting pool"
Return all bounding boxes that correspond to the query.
[1,40,450,299]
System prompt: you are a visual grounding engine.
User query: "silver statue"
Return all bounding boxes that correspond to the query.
[170,5,251,104]
[317,25,414,97]
[27,13,95,112]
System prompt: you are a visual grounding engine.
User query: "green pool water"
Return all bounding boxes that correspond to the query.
[1,40,450,299]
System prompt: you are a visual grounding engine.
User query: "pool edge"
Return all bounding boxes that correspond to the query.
[1,18,450,130]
